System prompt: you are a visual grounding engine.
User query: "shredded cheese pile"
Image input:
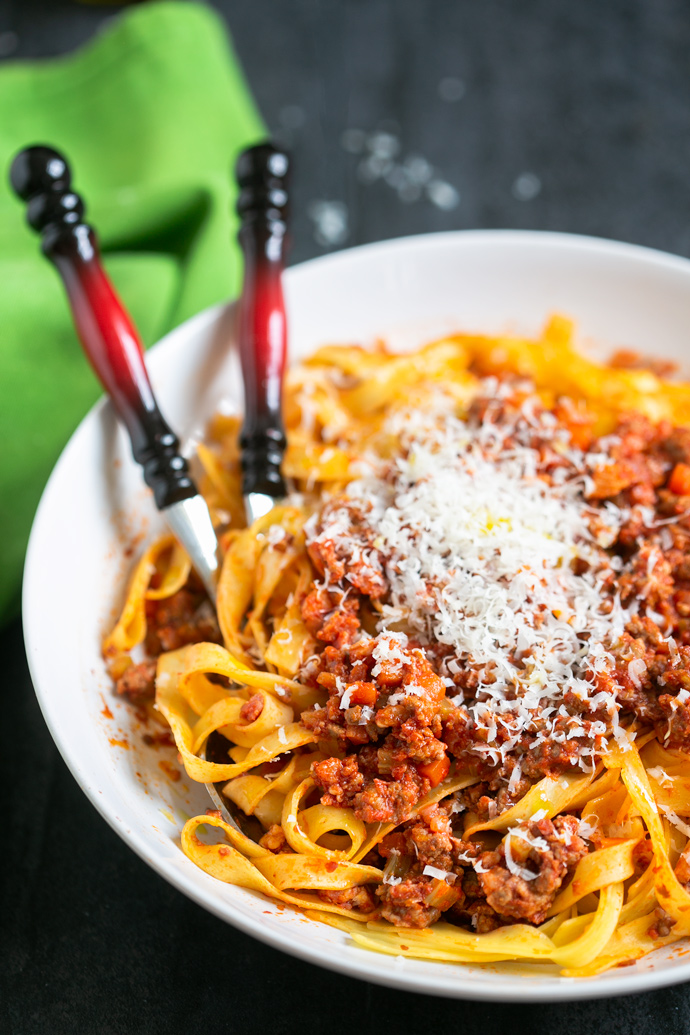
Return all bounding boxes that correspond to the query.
[308,382,635,772]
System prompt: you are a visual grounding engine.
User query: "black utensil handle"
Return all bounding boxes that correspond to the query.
[235,142,289,499]
[9,145,196,510]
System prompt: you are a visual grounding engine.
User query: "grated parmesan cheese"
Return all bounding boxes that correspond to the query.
[507,761,523,795]
[627,658,647,688]
[455,850,477,864]
[422,865,456,883]
[305,380,640,782]
[577,817,598,841]
[648,766,673,788]
[266,524,288,546]
[659,805,690,839]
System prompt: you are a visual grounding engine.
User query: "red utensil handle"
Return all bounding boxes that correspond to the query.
[9,145,196,510]
[235,143,289,499]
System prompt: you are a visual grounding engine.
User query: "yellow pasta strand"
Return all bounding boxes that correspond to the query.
[548,840,638,916]
[103,535,190,656]
[181,815,374,921]
[352,773,478,863]
[155,647,316,783]
[255,855,382,892]
[606,746,690,933]
[551,883,624,970]
[464,771,594,837]
[281,778,367,861]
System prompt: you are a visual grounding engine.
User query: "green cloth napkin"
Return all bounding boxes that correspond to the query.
[0,1,265,624]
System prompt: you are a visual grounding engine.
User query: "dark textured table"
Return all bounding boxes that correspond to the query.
[4,2,690,1032]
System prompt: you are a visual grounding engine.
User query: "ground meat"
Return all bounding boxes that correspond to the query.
[675,843,690,886]
[293,401,690,930]
[657,694,690,750]
[301,585,335,635]
[360,804,482,929]
[301,586,361,646]
[381,803,479,873]
[307,497,387,599]
[494,767,533,813]
[318,609,362,648]
[589,459,647,500]
[312,755,364,806]
[519,735,591,782]
[376,706,446,766]
[318,885,378,913]
[259,825,288,853]
[442,704,587,785]
[460,900,503,934]
[633,837,655,875]
[478,815,588,925]
[145,588,221,655]
[376,877,443,928]
[441,708,474,759]
[663,427,690,465]
[648,907,677,939]
[617,543,675,616]
[239,693,264,724]
[301,697,373,750]
[474,796,500,823]
[604,625,667,723]
[450,869,504,932]
[300,645,376,747]
[586,414,672,509]
[353,763,428,825]
[115,660,157,702]
[403,807,455,870]
[301,636,447,815]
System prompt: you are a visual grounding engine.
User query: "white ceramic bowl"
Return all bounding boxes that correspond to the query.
[23,230,690,1001]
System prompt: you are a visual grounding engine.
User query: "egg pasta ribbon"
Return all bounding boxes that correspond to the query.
[155,646,316,783]
[103,535,191,657]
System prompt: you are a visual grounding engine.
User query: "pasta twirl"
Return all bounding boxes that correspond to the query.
[106,316,690,975]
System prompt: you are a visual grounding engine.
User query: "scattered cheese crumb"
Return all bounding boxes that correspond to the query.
[422,864,456,882]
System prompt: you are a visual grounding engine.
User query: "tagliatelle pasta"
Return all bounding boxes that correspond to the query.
[105,316,690,975]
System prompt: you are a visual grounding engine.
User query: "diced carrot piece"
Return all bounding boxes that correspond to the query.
[567,423,593,451]
[348,682,378,707]
[417,755,450,787]
[417,670,446,702]
[669,462,690,496]
[554,402,594,451]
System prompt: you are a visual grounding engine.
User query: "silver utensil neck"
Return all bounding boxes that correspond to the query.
[244,491,281,525]
[198,744,244,832]
[204,776,242,830]
[163,495,220,602]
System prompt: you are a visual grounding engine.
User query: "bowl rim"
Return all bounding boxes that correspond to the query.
[22,228,690,1001]
[280,226,690,304]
